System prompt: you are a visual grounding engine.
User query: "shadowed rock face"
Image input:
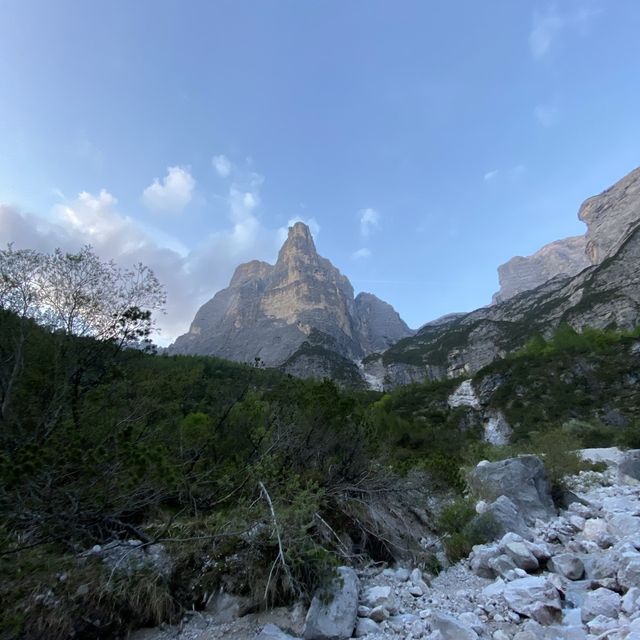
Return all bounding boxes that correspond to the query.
[355,292,414,354]
[169,222,412,378]
[493,236,590,304]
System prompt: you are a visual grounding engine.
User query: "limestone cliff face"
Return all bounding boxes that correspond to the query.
[170,222,413,381]
[579,166,640,264]
[492,236,590,303]
[492,167,640,304]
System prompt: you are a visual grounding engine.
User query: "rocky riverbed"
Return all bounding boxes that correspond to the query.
[132,449,640,640]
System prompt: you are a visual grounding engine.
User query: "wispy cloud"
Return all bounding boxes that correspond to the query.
[359,207,380,237]
[212,154,231,178]
[143,166,195,214]
[352,247,372,260]
[530,7,564,58]
[483,165,525,183]
[529,3,602,59]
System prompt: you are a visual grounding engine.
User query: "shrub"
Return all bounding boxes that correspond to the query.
[617,422,640,449]
[437,499,498,563]
[562,419,618,449]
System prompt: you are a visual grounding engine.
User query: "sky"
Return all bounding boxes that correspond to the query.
[1,0,639,345]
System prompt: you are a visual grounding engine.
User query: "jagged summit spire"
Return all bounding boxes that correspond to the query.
[277,221,318,263]
[289,220,313,240]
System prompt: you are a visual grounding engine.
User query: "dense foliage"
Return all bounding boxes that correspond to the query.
[0,307,423,638]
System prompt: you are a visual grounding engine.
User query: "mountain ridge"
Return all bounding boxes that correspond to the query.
[171,166,640,389]
[365,166,640,387]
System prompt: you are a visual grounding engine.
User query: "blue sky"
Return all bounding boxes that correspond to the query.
[1,0,639,343]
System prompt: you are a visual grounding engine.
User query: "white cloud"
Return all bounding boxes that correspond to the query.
[534,104,559,127]
[352,247,372,260]
[213,154,231,178]
[228,172,263,224]
[359,207,380,237]
[142,166,195,214]
[483,165,525,183]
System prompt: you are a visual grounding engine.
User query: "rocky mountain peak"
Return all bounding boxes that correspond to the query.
[277,222,319,265]
[170,221,413,384]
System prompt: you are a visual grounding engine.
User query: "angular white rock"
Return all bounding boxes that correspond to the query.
[502,576,562,625]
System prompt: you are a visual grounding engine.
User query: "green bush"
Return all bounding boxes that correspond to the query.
[562,419,618,449]
[437,499,499,563]
[617,422,640,449]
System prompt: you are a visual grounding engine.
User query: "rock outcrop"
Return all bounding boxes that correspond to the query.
[468,456,556,525]
[170,223,412,385]
[492,236,589,304]
[303,566,359,640]
[354,292,414,354]
[579,166,640,264]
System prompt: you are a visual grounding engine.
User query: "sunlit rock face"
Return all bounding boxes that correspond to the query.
[493,236,590,304]
[579,167,640,265]
[169,222,412,382]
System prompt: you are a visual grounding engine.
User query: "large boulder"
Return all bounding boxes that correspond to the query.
[482,495,533,540]
[618,554,640,591]
[547,553,585,581]
[205,590,253,622]
[361,585,397,613]
[468,456,556,524]
[619,449,640,483]
[303,566,359,640]
[429,611,478,640]
[469,544,501,578]
[581,587,621,623]
[502,576,562,625]
[580,447,640,484]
